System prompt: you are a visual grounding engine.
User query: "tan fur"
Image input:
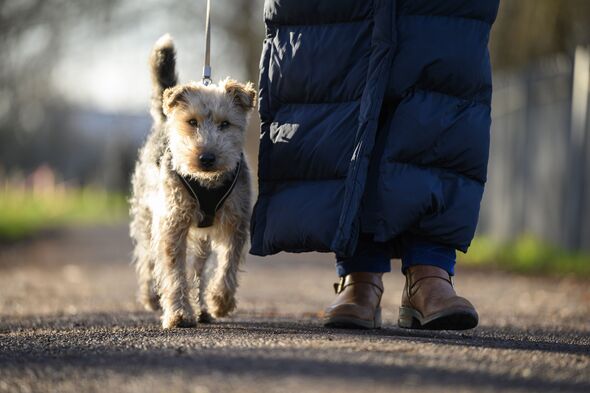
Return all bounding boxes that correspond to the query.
[129,35,255,329]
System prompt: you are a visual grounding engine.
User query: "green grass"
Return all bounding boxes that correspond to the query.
[460,234,590,277]
[0,187,128,241]
[2,187,588,277]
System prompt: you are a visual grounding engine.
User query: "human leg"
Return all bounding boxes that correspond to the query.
[324,235,390,329]
[398,236,478,330]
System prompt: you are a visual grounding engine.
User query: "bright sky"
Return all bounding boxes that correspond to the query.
[52,10,247,114]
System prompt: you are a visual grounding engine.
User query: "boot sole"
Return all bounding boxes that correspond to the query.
[324,307,382,329]
[398,306,478,330]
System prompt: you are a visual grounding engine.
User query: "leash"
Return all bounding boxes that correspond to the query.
[202,0,212,85]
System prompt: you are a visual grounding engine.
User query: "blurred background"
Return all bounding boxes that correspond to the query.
[1,0,589,276]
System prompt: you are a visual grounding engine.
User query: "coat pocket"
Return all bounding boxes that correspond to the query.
[371,161,445,242]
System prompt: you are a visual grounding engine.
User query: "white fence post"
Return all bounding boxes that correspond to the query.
[567,45,590,249]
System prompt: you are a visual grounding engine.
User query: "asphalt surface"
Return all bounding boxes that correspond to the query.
[0,224,588,393]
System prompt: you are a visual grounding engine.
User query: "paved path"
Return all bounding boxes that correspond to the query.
[0,224,588,393]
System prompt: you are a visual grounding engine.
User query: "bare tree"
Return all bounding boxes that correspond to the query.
[491,0,590,70]
[0,0,122,171]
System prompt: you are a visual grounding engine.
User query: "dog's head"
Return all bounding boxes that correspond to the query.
[162,78,256,184]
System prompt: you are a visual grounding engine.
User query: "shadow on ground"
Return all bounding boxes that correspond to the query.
[1,311,589,393]
[0,225,589,393]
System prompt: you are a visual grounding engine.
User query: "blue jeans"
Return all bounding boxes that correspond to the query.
[335,234,456,277]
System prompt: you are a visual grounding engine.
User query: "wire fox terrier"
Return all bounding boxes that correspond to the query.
[130,35,256,329]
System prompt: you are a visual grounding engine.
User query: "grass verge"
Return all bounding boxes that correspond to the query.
[0,188,128,241]
[460,234,590,277]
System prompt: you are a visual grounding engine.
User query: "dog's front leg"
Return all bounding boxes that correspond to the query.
[192,237,213,323]
[154,214,196,329]
[208,222,248,318]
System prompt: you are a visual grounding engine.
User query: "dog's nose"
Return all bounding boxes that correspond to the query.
[199,153,216,168]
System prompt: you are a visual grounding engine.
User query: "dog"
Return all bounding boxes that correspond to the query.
[129,34,255,329]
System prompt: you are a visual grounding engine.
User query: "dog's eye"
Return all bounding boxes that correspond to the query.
[219,120,230,130]
[188,119,199,128]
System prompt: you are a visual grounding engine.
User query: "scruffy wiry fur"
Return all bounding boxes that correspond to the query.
[129,34,256,329]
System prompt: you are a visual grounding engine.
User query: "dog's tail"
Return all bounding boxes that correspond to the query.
[150,34,178,124]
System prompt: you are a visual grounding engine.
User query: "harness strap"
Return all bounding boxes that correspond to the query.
[177,159,242,228]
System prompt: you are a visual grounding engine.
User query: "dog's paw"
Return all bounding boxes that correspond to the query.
[138,284,161,311]
[140,294,161,312]
[209,293,237,318]
[198,310,214,323]
[161,310,197,329]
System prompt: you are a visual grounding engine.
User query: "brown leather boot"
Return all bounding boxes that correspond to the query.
[323,272,384,329]
[399,265,478,330]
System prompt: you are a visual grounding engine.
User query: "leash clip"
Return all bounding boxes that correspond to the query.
[202,68,212,86]
[202,65,212,86]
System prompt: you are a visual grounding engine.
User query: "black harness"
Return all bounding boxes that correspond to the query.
[176,160,242,228]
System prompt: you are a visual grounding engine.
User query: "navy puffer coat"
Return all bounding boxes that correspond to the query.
[250,0,500,258]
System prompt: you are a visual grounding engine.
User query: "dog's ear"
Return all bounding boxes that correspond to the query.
[224,79,257,111]
[162,85,190,116]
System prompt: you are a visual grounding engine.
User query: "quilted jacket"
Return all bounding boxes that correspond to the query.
[250,0,500,258]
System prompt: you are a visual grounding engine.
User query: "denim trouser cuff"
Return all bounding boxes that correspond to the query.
[401,239,456,276]
[336,235,456,277]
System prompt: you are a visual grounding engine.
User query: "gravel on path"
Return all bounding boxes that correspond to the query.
[0,224,588,393]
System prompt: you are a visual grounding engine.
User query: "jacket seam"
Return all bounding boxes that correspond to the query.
[260,177,345,183]
[265,17,371,28]
[386,159,486,186]
[401,87,491,106]
[398,13,492,27]
[280,100,360,106]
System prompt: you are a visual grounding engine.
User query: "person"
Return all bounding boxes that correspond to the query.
[250,0,500,330]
